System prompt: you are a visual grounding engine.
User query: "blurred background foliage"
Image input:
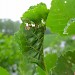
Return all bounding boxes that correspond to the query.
[0,19,20,35]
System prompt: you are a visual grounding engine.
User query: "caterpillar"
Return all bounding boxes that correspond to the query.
[14,2,48,70]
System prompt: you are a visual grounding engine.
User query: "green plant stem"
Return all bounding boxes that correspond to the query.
[44,59,49,75]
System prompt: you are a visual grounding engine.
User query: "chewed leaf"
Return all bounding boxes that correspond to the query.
[21,2,49,24]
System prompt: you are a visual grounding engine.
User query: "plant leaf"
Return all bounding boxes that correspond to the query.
[46,0,75,35]
[0,67,10,75]
[51,51,75,75]
[44,53,57,72]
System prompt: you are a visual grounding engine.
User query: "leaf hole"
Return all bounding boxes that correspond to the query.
[64,1,67,4]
